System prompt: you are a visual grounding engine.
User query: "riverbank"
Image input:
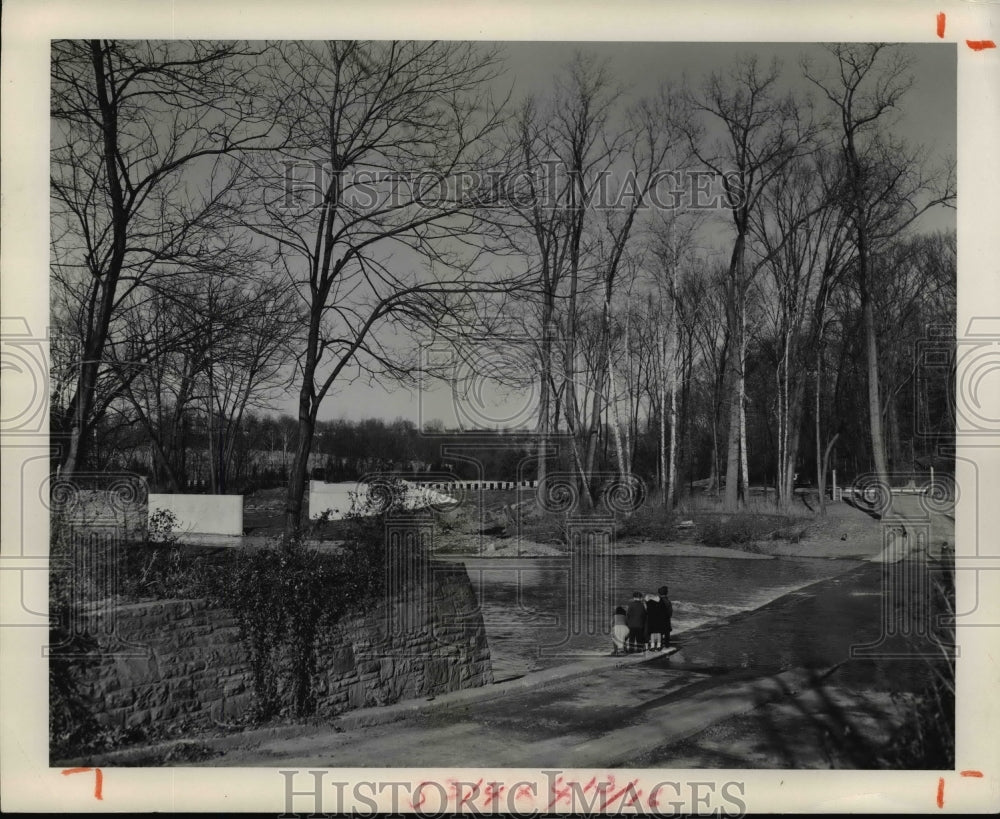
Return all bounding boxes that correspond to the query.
[59,499,950,768]
[58,537,950,769]
[93,556,948,769]
[430,499,888,561]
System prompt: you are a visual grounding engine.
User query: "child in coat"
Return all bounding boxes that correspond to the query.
[611,606,629,656]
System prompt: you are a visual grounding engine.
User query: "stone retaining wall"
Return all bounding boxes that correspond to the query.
[74,561,492,731]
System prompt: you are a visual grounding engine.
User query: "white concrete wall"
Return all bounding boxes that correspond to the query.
[308,481,359,520]
[148,494,243,536]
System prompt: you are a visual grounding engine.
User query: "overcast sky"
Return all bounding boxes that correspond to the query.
[300,41,957,429]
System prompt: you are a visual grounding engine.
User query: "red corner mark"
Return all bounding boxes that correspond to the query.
[967,40,997,51]
[61,767,103,801]
[939,771,985,807]
[937,12,946,38]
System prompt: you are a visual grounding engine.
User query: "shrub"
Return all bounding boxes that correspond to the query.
[772,523,811,544]
[698,512,792,548]
[515,507,569,545]
[614,503,675,540]
[147,507,180,546]
[211,539,382,721]
[879,565,955,768]
[119,544,220,600]
[211,491,390,721]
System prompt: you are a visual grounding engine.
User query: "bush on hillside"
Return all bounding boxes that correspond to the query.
[698,512,805,548]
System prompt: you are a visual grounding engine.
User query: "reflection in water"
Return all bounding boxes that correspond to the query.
[455,555,862,679]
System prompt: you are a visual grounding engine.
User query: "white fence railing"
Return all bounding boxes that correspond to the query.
[408,480,538,492]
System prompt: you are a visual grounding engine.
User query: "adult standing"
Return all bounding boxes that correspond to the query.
[645,592,667,650]
[657,585,674,647]
[625,591,647,652]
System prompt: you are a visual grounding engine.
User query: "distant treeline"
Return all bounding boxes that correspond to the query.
[78,413,551,492]
[67,395,953,497]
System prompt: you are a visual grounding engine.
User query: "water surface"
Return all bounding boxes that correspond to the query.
[456,555,863,679]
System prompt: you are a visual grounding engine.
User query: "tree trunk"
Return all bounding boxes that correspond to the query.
[815,346,825,515]
[724,380,742,510]
[285,306,323,538]
[667,343,678,509]
[723,322,741,509]
[887,393,902,471]
[862,297,889,478]
[819,434,840,514]
[846,119,889,483]
[738,327,749,504]
[622,312,634,477]
[61,41,128,479]
[608,342,627,481]
[583,306,610,504]
[723,239,745,512]
[680,329,693,493]
[776,356,785,510]
[536,313,552,487]
[285,410,315,538]
[708,427,719,496]
[783,377,805,508]
[657,326,666,505]
[62,361,99,477]
[206,410,218,494]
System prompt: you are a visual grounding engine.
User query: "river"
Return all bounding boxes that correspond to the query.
[451,554,865,680]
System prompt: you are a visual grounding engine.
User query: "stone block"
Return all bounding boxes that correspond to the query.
[328,646,355,675]
[379,658,396,680]
[422,658,451,689]
[348,681,366,709]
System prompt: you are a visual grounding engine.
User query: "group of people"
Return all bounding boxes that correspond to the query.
[612,586,673,655]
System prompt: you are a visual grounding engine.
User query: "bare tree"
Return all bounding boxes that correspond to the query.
[50,39,272,478]
[199,275,298,493]
[803,43,955,483]
[685,264,731,495]
[581,89,686,503]
[248,41,515,537]
[748,150,854,509]
[498,94,581,488]
[108,267,295,491]
[502,54,687,506]
[647,214,702,506]
[484,53,624,507]
[111,288,208,491]
[682,54,818,510]
[873,232,956,471]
